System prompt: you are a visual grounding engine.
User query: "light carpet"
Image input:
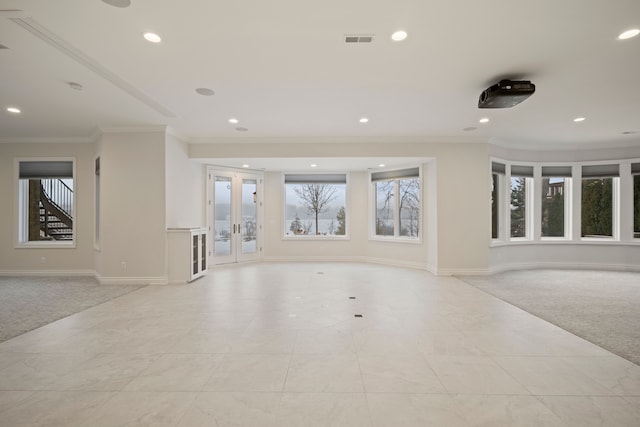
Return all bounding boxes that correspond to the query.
[459,269,640,366]
[0,276,144,342]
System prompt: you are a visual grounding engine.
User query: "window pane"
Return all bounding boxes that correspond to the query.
[285,182,346,236]
[510,176,527,238]
[581,178,613,237]
[20,177,74,242]
[491,173,499,239]
[241,179,257,253]
[634,175,640,239]
[214,176,232,255]
[541,177,565,237]
[375,181,394,236]
[398,178,420,237]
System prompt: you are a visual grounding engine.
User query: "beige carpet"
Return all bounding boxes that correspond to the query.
[0,276,143,342]
[459,269,640,366]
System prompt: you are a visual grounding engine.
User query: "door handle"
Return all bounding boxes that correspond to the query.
[233,224,236,234]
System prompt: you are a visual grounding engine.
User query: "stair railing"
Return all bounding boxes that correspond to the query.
[40,179,73,221]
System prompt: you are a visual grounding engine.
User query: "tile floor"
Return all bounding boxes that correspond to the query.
[1,262,639,426]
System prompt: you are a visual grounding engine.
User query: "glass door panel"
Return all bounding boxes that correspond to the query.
[241,178,257,255]
[214,176,233,260]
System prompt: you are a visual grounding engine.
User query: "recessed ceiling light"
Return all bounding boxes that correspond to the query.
[359,117,369,123]
[7,107,21,113]
[236,127,248,132]
[391,30,408,41]
[242,164,250,168]
[573,117,586,122]
[618,28,640,40]
[195,88,214,96]
[479,117,490,123]
[310,164,317,168]
[67,82,83,91]
[101,0,131,7]
[143,32,162,43]
[378,164,385,167]
[228,118,239,124]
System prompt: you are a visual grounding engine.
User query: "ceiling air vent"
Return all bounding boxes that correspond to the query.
[345,35,373,43]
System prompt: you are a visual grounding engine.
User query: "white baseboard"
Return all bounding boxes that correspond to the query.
[0,269,95,277]
[95,274,167,285]
[488,261,640,275]
[262,255,366,263]
[437,267,492,276]
[364,257,429,271]
[262,255,430,272]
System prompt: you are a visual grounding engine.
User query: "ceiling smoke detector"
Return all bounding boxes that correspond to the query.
[345,35,374,43]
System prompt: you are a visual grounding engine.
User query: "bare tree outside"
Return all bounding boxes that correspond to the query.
[376,178,420,237]
[399,178,420,237]
[294,184,337,235]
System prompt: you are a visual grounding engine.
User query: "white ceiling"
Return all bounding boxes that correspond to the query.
[1,0,640,153]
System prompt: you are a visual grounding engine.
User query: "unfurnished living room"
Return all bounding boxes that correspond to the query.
[1,0,640,426]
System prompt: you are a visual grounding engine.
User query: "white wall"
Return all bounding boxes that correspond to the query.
[0,142,94,274]
[165,133,204,228]
[95,131,167,284]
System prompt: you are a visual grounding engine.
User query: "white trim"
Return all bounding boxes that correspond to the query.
[99,125,168,134]
[368,165,423,242]
[262,255,429,272]
[488,261,640,275]
[438,267,491,276]
[264,255,365,263]
[364,257,428,271]
[0,269,95,277]
[14,157,77,248]
[0,136,95,144]
[95,274,167,285]
[282,171,350,239]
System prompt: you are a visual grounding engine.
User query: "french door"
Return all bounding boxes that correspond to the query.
[207,168,263,265]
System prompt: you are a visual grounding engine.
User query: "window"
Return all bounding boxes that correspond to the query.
[491,162,505,239]
[581,164,618,238]
[633,163,640,239]
[371,167,420,239]
[510,165,533,239]
[284,173,347,237]
[541,166,571,238]
[17,159,75,246]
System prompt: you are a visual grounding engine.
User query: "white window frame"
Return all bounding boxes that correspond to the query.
[508,169,534,241]
[580,163,620,242]
[540,166,573,241]
[490,162,506,242]
[369,166,423,243]
[14,157,77,248]
[282,172,350,240]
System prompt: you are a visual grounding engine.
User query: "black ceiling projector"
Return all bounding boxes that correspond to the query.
[478,79,535,108]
